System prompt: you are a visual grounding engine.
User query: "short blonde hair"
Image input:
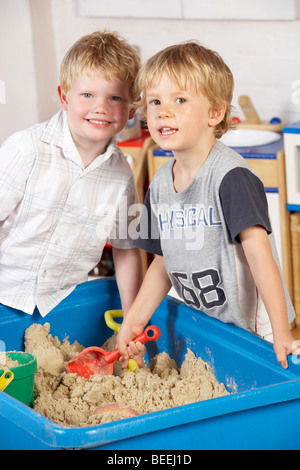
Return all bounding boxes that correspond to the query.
[137,41,234,138]
[59,30,141,101]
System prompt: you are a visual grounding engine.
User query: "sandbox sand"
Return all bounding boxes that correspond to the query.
[0,355,20,372]
[24,322,229,427]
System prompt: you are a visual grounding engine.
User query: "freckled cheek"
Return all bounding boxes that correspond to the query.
[69,101,90,118]
[146,111,156,130]
[116,105,132,123]
[146,119,156,134]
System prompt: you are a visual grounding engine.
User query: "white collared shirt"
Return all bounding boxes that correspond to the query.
[0,110,138,316]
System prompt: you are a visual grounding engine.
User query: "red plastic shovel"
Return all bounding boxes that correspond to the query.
[66,325,161,378]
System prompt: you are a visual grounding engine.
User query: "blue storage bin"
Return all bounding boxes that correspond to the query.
[1,278,300,450]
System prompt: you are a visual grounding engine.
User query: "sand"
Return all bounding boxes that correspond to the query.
[24,322,229,427]
[0,355,20,372]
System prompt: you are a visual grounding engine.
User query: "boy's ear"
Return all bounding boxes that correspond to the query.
[208,101,226,127]
[57,85,68,110]
[128,107,136,120]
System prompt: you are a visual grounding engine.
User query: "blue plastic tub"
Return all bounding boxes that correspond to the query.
[1,278,300,450]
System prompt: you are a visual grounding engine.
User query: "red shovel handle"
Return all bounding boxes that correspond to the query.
[130,325,161,344]
[104,325,161,364]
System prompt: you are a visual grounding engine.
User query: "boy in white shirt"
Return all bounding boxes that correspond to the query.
[0,30,142,321]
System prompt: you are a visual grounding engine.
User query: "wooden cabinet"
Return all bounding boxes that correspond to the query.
[118,134,154,275]
[118,133,154,205]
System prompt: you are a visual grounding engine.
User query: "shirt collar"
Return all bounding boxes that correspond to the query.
[61,112,83,167]
[40,110,65,147]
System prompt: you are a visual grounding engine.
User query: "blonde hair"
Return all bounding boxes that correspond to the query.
[59,30,141,101]
[137,41,234,138]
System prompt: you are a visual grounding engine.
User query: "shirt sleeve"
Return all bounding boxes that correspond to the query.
[108,175,139,249]
[219,167,272,243]
[0,136,30,221]
[133,188,163,255]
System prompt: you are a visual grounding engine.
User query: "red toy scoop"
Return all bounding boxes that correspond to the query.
[66,325,161,378]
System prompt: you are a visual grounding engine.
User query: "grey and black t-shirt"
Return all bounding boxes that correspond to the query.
[134,140,295,336]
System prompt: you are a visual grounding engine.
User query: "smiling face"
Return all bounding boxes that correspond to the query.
[58,74,133,157]
[146,72,220,158]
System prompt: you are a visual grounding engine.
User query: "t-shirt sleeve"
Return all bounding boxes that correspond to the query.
[133,188,163,255]
[219,167,272,243]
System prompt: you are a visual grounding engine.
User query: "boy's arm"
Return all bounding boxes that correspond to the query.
[112,246,143,316]
[240,225,300,368]
[116,254,172,363]
[0,139,29,220]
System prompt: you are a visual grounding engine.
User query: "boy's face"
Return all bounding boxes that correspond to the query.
[58,74,133,155]
[145,72,220,157]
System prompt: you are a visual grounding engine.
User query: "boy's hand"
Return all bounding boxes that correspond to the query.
[125,343,146,369]
[117,323,146,369]
[273,331,300,369]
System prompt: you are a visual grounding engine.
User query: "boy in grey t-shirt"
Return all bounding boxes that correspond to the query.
[117,41,299,369]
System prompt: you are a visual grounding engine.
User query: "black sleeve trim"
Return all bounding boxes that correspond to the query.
[133,188,163,255]
[219,167,272,243]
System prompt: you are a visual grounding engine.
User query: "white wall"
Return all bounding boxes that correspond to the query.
[0,0,38,141]
[1,0,300,144]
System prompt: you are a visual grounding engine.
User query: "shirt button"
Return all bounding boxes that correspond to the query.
[42,270,47,278]
[55,239,61,245]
